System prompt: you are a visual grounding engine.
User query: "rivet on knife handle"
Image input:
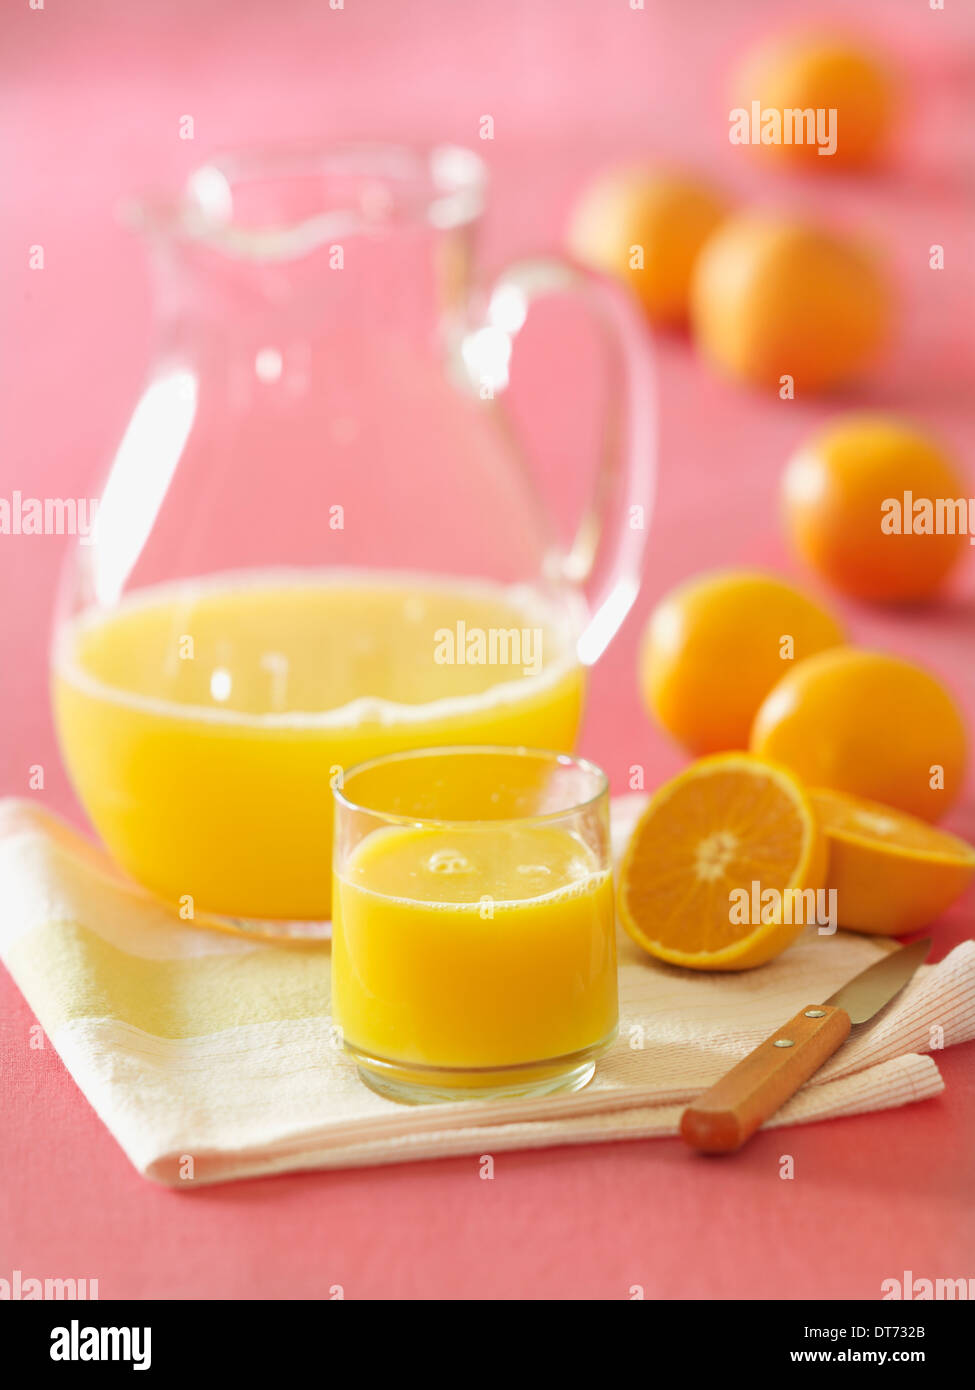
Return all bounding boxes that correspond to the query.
[679,1005,852,1154]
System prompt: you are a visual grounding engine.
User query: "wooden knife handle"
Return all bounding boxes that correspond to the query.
[680,1004,852,1154]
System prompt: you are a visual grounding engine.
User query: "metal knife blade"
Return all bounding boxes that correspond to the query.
[824,937,931,1024]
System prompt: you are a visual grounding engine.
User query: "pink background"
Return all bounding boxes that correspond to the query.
[2,0,974,1298]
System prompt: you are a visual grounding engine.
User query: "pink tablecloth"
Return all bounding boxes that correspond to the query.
[1,0,973,1298]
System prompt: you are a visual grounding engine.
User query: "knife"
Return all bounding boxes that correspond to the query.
[680,937,931,1154]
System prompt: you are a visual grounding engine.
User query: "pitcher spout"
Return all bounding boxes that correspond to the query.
[121,142,487,264]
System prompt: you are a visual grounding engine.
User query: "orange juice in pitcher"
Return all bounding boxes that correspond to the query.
[54,572,585,919]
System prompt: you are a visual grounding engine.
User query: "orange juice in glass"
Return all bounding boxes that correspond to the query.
[331,747,618,1102]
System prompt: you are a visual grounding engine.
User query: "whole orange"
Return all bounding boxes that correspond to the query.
[690,213,891,394]
[567,169,729,327]
[750,648,967,821]
[731,32,896,169]
[782,414,969,602]
[640,569,845,755]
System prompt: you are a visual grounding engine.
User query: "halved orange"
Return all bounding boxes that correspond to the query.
[812,787,975,935]
[618,753,827,971]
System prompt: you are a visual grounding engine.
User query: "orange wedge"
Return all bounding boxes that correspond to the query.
[812,787,975,935]
[618,753,827,971]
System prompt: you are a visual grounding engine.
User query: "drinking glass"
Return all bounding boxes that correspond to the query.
[332,746,617,1102]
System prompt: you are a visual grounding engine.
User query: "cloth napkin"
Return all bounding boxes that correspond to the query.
[2,795,973,1186]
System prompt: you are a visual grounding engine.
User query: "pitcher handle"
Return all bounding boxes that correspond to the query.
[467,256,657,666]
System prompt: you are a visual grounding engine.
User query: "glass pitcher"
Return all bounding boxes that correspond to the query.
[51,143,656,936]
